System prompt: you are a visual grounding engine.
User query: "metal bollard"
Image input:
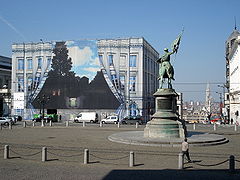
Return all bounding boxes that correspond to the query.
[49,120,52,127]
[84,149,89,164]
[136,122,139,128]
[117,122,120,128]
[4,145,9,159]
[229,155,235,173]
[234,124,237,131]
[193,123,196,130]
[83,121,86,127]
[41,120,44,127]
[33,121,35,127]
[129,151,135,167]
[66,120,69,127]
[213,123,216,131]
[99,121,103,127]
[23,121,26,128]
[178,152,184,169]
[0,124,2,130]
[42,147,47,162]
[9,123,12,130]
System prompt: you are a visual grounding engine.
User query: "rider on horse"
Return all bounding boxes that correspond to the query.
[157,30,183,89]
[157,48,176,89]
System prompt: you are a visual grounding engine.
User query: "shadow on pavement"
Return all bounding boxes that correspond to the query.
[187,131,205,137]
[103,169,240,180]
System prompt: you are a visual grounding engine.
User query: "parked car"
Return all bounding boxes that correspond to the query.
[6,117,16,124]
[13,115,22,121]
[210,115,222,124]
[3,115,17,124]
[121,115,143,125]
[74,112,98,123]
[0,117,13,126]
[101,115,119,124]
[32,114,55,122]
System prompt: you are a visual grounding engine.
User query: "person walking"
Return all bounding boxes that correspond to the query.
[182,138,191,162]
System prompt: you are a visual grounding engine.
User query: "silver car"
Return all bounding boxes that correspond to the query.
[0,117,13,126]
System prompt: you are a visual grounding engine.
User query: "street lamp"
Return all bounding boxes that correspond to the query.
[218,84,226,106]
[216,92,223,116]
[37,95,50,121]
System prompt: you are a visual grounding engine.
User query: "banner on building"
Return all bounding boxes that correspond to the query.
[13,92,24,109]
[30,40,120,110]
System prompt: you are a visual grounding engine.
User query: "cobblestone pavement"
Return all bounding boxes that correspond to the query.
[0,122,240,179]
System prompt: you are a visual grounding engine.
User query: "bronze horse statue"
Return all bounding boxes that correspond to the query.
[157,31,182,89]
[157,48,175,89]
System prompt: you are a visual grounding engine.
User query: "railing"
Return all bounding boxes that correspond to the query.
[2,144,240,171]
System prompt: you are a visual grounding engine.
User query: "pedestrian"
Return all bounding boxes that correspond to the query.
[182,138,191,162]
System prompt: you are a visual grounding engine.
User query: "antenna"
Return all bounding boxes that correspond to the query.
[234,16,237,30]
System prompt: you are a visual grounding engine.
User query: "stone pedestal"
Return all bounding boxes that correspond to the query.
[144,88,185,138]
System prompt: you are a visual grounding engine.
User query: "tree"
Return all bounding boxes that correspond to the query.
[48,41,75,78]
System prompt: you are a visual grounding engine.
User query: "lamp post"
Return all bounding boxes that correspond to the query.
[218,84,226,106]
[37,95,50,121]
[216,92,223,116]
[218,84,228,123]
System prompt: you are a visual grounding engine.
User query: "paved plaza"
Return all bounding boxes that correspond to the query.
[0,122,240,179]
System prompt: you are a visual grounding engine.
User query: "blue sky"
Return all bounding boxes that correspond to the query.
[0,0,239,102]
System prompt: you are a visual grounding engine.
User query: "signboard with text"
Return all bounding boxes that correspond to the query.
[13,92,24,109]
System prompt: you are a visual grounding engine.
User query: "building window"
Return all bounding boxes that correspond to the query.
[120,75,125,90]
[18,59,24,70]
[33,76,40,89]
[18,77,24,92]
[27,77,33,91]
[99,55,103,62]
[27,59,32,70]
[69,98,77,107]
[47,57,51,67]
[37,58,42,70]
[111,74,117,81]
[130,55,137,67]
[130,76,136,92]
[129,103,137,116]
[120,55,126,67]
[108,55,113,65]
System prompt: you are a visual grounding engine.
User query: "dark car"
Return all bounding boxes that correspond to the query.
[121,115,143,125]
[13,115,22,121]
[33,116,53,123]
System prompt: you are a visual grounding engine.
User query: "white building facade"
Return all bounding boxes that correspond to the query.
[11,42,53,118]
[226,30,240,125]
[97,38,159,121]
[0,55,12,116]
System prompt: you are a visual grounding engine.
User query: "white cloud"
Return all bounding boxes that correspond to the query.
[65,41,75,46]
[68,46,97,66]
[90,57,100,66]
[83,67,100,73]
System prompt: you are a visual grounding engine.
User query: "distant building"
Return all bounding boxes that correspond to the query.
[177,92,183,119]
[225,29,240,124]
[11,38,159,121]
[0,55,11,116]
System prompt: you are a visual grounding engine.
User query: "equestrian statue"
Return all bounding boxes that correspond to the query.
[157,30,183,89]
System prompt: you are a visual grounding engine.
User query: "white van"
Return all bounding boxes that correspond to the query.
[74,112,98,123]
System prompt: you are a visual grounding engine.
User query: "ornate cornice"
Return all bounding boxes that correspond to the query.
[12,48,52,53]
[97,44,143,49]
